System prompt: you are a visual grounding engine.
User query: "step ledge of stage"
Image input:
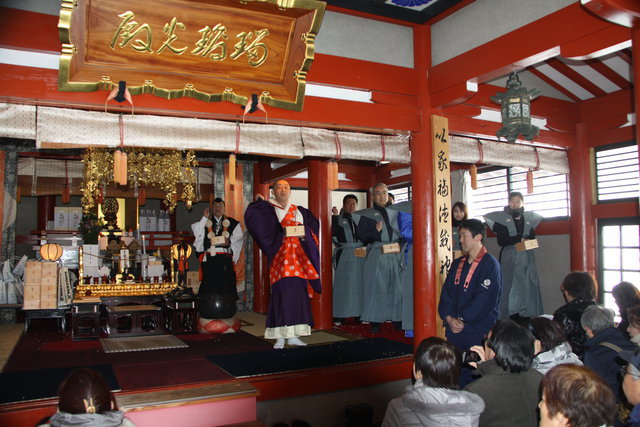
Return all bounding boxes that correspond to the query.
[116,381,258,412]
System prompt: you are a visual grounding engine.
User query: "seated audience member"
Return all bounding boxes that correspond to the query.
[621,348,640,426]
[464,319,543,427]
[553,271,598,359]
[382,337,484,427]
[581,304,635,399]
[41,368,135,426]
[628,305,640,346]
[528,316,582,375]
[539,364,617,427]
[613,282,640,334]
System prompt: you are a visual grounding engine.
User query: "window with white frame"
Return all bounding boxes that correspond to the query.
[594,141,639,203]
[468,166,570,219]
[599,219,640,318]
[389,185,411,203]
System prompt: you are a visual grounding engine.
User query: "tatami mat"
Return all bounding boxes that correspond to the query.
[101,335,188,353]
[235,311,349,345]
[0,324,23,372]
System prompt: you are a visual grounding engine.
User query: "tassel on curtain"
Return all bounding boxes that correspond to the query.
[138,186,146,206]
[328,132,342,190]
[470,139,484,190]
[62,160,71,204]
[229,124,241,186]
[113,115,127,186]
[209,163,215,205]
[527,147,541,194]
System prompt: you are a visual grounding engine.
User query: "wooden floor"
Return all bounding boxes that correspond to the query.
[0,323,23,371]
[0,313,413,426]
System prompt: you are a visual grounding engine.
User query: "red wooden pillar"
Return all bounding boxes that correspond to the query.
[37,195,56,232]
[307,159,332,330]
[0,151,4,254]
[412,24,438,345]
[568,123,595,274]
[633,27,640,162]
[252,163,270,313]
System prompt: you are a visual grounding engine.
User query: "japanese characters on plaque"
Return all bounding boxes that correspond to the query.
[58,0,325,111]
[432,115,452,288]
[110,12,270,67]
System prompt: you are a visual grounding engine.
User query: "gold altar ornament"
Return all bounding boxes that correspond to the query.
[171,243,193,260]
[81,147,197,213]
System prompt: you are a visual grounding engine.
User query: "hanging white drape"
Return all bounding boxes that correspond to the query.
[450,135,568,174]
[0,102,570,172]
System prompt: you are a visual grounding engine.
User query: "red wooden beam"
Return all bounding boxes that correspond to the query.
[546,58,607,98]
[586,114,631,132]
[560,24,632,59]
[258,159,309,184]
[592,201,639,219]
[529,67,583,103]
[580,0,640,28]
[617,48,632,64]
[429,3,627,105]
[0,64,422,132]
[579,88,634,123]
[309,54,418,96]
[588,125,635,147]
[0,7,60,52]
[585,59,631,90]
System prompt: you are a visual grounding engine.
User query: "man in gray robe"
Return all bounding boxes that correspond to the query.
[484,191,543,320]
[355,183,403,333]
[331,194,365,324]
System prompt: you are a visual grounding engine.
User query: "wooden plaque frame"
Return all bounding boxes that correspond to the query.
[58,0,325,111]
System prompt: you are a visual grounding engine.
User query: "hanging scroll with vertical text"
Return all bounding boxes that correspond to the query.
[432,115,452,299]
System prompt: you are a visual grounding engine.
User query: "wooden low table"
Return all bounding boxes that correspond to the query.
[71,299,102,340]
[165,297,198,334]
[23,308,67,332]
[106,304,164,337]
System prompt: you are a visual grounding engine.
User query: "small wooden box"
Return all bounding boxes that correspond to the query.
[40,277,57,286]
[40,300,58,309]
[24,285,41,300]
[354,247,367,258]
[285,225,305,237]
[515,239,539,252]
[381,243,401,254]
[23,300,41,309]
[210,236,226,245]
[41,284,57,296]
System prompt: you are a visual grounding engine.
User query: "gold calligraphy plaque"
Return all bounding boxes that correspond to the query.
[58,0,326,111]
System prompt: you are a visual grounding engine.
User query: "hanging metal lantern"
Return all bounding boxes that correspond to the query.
[40,243,64,262]
[490,72,541,143]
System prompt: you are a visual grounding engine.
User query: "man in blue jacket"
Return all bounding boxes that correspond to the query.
[438,219,502,354]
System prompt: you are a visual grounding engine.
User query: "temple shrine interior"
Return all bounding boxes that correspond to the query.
[0,0,638,425]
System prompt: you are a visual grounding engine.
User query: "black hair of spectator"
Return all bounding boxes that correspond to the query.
[414,337,461,389]
[57,368,117,414]
[542,364,616,427]
[561,271,597,301]
[528,317,567,352]
[487,319,535,373]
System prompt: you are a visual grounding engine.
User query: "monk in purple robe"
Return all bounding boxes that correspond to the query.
[244,180,322,349]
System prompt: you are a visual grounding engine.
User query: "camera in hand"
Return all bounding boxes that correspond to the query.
[462,350,481,364]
